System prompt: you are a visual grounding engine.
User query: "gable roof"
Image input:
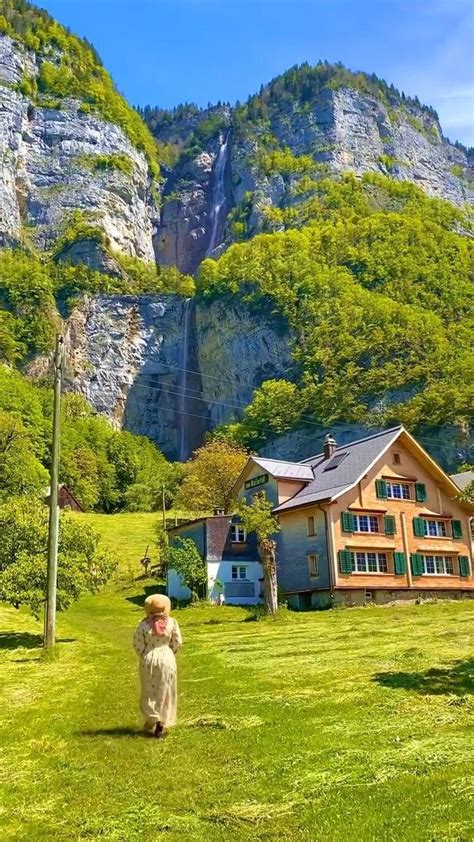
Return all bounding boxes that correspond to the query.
[250,457,314,482]
[450,471,473,492]
[274,426,403,513]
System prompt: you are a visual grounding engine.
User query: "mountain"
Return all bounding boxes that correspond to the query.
[0,1,472,473]
[145,64,473,275]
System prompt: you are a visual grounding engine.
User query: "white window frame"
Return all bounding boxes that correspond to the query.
[231,524,247,543]
[386,481,411,500]
[308,553,319,577]
[353,551,389,574]
[421,555,454,576]
[231,565,248,580]
[422,519,448,538]
[354,514,380,533]
[307,515,316,537]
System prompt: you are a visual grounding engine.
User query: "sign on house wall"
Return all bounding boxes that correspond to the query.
[244,473,269,490]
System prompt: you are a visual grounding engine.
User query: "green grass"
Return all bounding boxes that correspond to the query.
[74,511,192,576]
[74,512,162,574]
[1,585,473,840]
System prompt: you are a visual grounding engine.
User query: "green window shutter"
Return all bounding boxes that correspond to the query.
[413,517,425,538]
[375,479,387,499]
[410,553,423,576]
[341,511,355,533]
[338,550,353,574]
[384,515,396,535]
[415,483,427,502]
[394,552,406,575]
[452,520,463,539]
[459,556,470,577]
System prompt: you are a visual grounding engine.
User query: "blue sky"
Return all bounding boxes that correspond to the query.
[41,0,474,145]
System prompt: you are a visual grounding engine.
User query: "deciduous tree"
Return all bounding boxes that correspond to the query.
[239,492,280,615]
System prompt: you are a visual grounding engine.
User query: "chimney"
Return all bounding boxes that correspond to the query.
[214,508,225,516]
[323,434,337,460]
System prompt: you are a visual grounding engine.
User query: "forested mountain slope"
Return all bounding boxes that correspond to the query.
[0,0,472,472]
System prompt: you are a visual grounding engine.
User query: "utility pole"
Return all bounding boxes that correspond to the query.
[44,334,64,653]
[162,483,167,531]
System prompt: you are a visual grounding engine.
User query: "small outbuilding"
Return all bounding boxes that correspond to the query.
[167,511,263,604]
[44,484,84,512]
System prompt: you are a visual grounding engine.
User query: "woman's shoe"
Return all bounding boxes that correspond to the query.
[153,723,163,739]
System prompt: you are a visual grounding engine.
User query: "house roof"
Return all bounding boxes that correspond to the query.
[250,457,314,481]
[274,427,403,513]
[450,471,473,492]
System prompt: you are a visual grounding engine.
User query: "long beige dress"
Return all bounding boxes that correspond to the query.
[133,615,182,729]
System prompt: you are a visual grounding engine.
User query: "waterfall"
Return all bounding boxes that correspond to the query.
[179,297,192,461]
[206,132,230,257]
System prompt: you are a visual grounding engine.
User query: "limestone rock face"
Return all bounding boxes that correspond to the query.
[55,238,125,276]
[154,131,231,274]
[152,90,473,274]
[63,294,293,460]
[0,34,156,259]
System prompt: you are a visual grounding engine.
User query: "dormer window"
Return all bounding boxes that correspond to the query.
[231,525,246,543]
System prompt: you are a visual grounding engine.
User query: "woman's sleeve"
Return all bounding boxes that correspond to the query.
[133,621,146,656]
[170,619,182,653]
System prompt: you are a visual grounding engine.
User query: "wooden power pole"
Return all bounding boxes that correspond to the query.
[44,334,64,652]
[162,483,167,531]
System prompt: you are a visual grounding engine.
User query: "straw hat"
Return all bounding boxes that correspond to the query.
[144,593,171,616]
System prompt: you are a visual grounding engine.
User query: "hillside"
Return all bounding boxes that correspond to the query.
[0,1,472,468]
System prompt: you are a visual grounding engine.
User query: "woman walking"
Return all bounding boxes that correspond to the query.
[133,594,182,738]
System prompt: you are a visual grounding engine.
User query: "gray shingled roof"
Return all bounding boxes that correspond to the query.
[274,427,403,513]
[251,457,314,482]
[450,471,473,492]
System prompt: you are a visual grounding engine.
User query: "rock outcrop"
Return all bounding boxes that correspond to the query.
[0,34,156,259]
[63,294,293,460]
[152,88,473,274]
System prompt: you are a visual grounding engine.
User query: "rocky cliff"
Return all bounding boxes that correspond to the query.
[152,80,473,274]
[0,34,156,259]
[63,294,292,460]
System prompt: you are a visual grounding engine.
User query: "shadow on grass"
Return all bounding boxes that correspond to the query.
[373,658,474,696]
[125,584,166,608]
[77,727,148,738]
[0,632,76,651]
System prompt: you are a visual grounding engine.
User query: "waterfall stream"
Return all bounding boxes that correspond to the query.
[206,132,229,257]
[179,297,192,461]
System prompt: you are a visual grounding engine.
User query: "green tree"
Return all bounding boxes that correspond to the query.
[175,440,248,514]
[239,492,280,615]
[166,537,207,602]
[0,496,116,616]
[0,411,48,502]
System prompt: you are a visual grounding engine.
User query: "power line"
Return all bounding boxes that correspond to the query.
[126,378,466,450]
[148,359,471,435]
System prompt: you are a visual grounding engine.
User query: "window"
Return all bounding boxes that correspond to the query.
[393,453,401,465]
[231,565,248,580]
[231,524,246,543]
[308,554,319,577]
[386,481,411,500]
[307,516,316,536]
[423,519,447,538]
[421,555,454,576]
[354,552,389,574]
[323,452,348,471]
[354,514,380,533]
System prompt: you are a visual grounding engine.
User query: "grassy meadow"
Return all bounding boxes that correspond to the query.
[1,565,473,840]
